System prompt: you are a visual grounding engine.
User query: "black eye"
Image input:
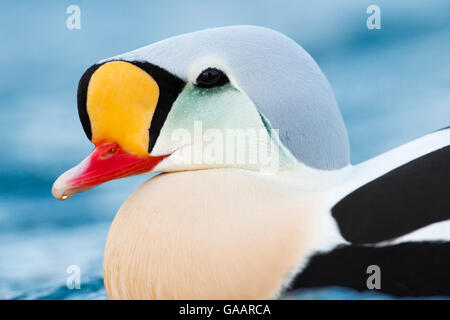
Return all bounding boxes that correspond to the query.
[196,68,229,88]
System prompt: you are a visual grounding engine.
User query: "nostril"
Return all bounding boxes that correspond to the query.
[101,147,117,159]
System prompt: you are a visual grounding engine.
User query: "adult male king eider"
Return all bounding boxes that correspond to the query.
[52,26,450,299]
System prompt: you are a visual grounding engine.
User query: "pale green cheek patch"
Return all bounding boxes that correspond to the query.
[152,84,295,171]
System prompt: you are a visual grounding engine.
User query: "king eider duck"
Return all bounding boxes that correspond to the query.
[52,26,450,299]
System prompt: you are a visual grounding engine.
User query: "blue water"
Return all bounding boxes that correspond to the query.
[0,1,449,299]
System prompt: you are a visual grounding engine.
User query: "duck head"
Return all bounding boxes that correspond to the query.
[52,25,350,200]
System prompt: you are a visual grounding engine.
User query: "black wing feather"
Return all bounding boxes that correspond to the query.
[287,242,450,297]
[332,146,450,244]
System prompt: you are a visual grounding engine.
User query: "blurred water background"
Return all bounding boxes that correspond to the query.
[0,0,449,299]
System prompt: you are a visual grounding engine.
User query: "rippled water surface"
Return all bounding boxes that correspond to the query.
[0,1,449,299]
